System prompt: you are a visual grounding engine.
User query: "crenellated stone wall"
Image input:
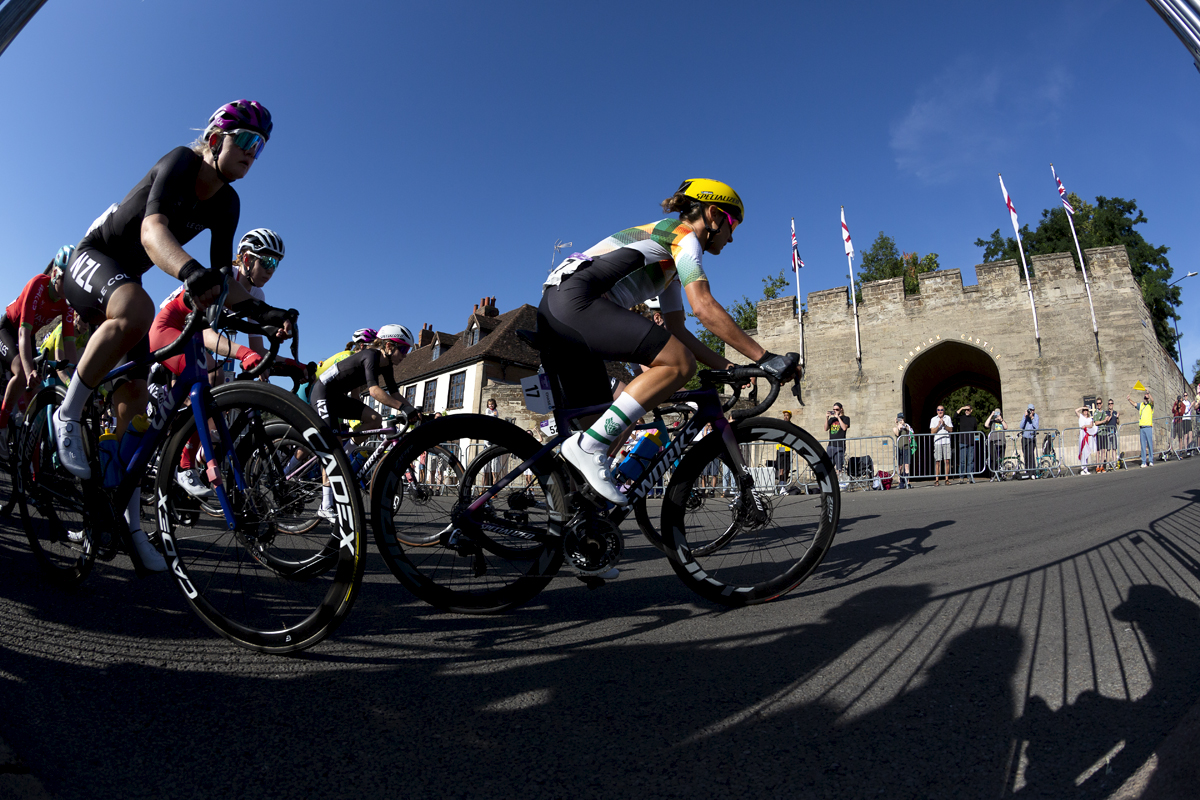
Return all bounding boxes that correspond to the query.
[735,246,1192,440]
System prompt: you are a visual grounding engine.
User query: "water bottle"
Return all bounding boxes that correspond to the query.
[614,426,665,483]
[98,432,123,488]
[119,414,152,465]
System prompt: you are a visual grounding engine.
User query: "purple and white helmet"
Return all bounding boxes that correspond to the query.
[353,328,378,345]
[206,100,273,139]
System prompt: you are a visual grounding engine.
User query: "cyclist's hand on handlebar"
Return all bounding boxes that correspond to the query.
[179,260,223,310]
[755,351,798,382]
[235,346,262,371]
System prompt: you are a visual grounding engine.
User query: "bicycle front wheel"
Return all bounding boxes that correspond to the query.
[156,382,366,653]
[371,415,567,613]
[17,385,96,586]
[660,418,839,607]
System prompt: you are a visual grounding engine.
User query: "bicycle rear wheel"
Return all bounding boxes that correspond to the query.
[371,415,567,613]
[17,385,96,586]
[660,418,839,607]
[156,382,366,653]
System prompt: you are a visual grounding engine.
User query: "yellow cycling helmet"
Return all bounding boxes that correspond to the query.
[675,179,744,223]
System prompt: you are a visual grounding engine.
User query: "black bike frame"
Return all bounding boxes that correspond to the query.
[464,383,749,526]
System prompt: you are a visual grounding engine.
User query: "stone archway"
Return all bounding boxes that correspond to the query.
[902,341,1003,428]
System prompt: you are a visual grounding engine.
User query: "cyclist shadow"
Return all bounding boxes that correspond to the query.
[791,518,946,597]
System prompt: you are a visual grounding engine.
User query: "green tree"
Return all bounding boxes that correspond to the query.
[686,269,790,388]
[974,195,1180,358]
[1191,358,1200,387]
[855,231,940,301]
[940,387,1001,420]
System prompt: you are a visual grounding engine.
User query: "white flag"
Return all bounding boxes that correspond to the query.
[841,206,854,259]
[998,174,1021,238]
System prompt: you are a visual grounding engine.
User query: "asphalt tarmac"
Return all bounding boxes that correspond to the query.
[2,460,1199,799]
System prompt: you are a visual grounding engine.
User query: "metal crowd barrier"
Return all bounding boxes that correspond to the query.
[901,430,988,483]
[808,434,898,491]
[983,429,1067,480]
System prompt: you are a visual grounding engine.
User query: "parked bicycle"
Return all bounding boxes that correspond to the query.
[369,337,839,613]
[13,269,366,653]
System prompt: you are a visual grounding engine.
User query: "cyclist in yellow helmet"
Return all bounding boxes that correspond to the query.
[540,179,797,505]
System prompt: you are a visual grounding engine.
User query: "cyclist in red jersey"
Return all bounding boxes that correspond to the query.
[1,246,80,446]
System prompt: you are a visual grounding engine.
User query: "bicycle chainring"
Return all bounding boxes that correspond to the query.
[563,513,622,575]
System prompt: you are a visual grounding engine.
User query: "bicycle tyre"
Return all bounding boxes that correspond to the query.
[16,385,96,586]
[371,414,567,613]
[998,456,1020,481]
[155,381,366,653]
[660,418,839,607]
[1037,456,1055,480]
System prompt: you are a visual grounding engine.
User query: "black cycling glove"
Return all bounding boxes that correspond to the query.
[230,297,297,328]
[179,259,223,299]
[755,351,796,381]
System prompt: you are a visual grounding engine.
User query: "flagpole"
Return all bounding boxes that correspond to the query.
[1051,164,1100,352]
[792,217,804,367]
[841,206,862,364]
[999,174,1041,356]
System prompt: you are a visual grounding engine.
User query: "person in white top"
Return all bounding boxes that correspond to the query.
[930,404,953,486]
[1075,406,1098,474]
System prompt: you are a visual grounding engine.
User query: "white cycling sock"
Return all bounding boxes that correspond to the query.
[124,488,140,531]
[581,393,646,455]
[322,485,333,508]
[59,374,97,422]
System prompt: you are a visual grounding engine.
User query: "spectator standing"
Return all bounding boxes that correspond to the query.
[482,397,500,486]
[1096,399,1119,471]
[985,408,1006,476]
[953,404,979,484]
[1183,393,1194,454]
[1171,395,1186,454]
[1075,406,1097,474]
[893,413,913,488]
[825,403,850,475]
[1020,404,1039,479]
[929,404,953,486]
[1127,391,1154,467]
[776,410,793,485]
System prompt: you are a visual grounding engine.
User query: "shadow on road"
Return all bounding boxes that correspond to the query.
[2,475,1200,798]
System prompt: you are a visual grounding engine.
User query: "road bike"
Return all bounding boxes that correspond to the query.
[370,335,839,613]
[13,270,366,653]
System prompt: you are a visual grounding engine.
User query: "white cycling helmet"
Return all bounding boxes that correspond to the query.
[377,324,416,351]
[238,228,285,258]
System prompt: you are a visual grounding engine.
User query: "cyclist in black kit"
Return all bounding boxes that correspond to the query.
[309,324,418,521]
[55,99,291,573]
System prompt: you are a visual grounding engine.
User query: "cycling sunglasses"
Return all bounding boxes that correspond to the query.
[382,339,411,356]
[715,207,740,233]
[228,129,267,159]
[254,254,280,272]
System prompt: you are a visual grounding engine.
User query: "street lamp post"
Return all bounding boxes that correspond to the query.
[1169,270,1198,375]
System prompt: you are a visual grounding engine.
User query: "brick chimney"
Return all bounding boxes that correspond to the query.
[481,295,499,318]
[418,323,434,349]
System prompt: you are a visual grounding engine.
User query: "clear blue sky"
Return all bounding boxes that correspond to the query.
[3,1,1199,371]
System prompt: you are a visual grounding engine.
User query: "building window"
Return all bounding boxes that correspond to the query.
[422,378,438,411]
[466,324,479,347]
[448,372,466,409]
[405,385,417,407]
[431,342,442,361]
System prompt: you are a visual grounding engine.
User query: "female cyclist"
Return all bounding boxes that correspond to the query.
[56,99,288,572]
[309,324,418,521]
[150,227,297,498]
[1,246,80,451]
[539,179,795,505]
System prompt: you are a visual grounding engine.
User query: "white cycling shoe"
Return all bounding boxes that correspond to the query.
[175,468,216,499]
[131,529,168,573]
[561,434,628,506]
[52,408,91,479]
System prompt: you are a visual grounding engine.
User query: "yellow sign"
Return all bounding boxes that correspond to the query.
[1133,380,1147,392]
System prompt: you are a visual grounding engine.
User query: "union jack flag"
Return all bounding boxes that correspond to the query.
[791,218,804,271]
[1051,164,1075,215]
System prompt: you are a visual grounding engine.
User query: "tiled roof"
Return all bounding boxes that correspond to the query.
[392,304,541,385]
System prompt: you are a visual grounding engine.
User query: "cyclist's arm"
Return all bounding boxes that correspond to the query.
[681,281,767,364]
[17,325,36,385]
[141,217,251,306]
[366,385,408,413]
[661,309,729,370]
